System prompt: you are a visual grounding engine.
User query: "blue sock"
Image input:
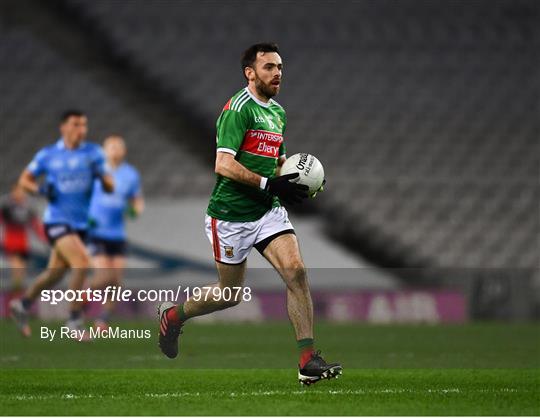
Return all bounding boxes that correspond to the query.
[99,310,111,323]
[69,310,82,321]
[21,298,32,310]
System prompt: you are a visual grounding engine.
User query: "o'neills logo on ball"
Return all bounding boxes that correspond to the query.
[240,129,283,158]
[297,154,314,174]
[296,153,308,171]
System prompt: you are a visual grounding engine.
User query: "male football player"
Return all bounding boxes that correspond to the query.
[10,110,114,337]
[158,43,342,385]
[88,135,144,328]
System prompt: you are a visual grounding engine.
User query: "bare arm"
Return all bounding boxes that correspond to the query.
[215,152,265,189]
[18,170,39,195]
[100,173,114,193]
[276,155,286,176]
[214,152,306,205]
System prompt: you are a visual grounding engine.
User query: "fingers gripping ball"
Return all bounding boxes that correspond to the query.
[280,153,325,197]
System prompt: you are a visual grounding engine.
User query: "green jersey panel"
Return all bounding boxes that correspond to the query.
[208,88,287,222]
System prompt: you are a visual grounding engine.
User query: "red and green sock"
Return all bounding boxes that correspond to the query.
[298,338,314,368]
[166,303,189,325]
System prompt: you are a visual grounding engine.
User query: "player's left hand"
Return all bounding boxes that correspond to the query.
[310,179,326,198]
[125,206,138,219]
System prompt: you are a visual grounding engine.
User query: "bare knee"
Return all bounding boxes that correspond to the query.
[219,294,242,309]
[217,286,242,309]
[220,298,241,309]
[69,253,91,270]
[283,261,308,288]
[44,267,67,284]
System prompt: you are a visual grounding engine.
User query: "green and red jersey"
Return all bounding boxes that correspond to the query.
[207,87,287,222]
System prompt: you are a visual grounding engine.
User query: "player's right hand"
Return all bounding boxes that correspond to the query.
[38,182,57,203]
[265,173,309,204]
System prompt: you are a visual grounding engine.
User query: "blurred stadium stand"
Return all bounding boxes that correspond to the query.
[0,0,215,196]
[1,0,538,315]
[59,0,539,270]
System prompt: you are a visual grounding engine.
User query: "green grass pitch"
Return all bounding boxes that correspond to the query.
[1,320,539,415]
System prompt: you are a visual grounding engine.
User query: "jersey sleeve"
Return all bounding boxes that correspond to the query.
[216,108,248,156]
[91,146,107,178]
[128,169,142,199]
[279,110,287,157]
[279,142,286,158]
[26,149,48,177]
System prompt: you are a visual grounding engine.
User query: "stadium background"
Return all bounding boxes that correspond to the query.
[0,1,539,415]
[1,0,538,323]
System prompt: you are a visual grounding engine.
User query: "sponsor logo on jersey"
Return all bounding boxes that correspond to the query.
[67,157,79,169]
[240,129,283,158]
[57,171,93,193]
[254,115,275,129]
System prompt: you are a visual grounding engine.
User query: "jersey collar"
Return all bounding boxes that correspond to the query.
[106,161,125,172]
[244,87,271,108]
[56,138,86,150]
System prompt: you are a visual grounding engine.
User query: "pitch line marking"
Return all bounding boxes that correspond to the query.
[3,387,529,401]
[0,355,20,362]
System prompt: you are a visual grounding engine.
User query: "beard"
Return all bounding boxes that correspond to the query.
[254,75,279,100]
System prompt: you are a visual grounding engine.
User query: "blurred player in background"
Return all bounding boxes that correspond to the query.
[9,110,114,337]
[88,135,144,329]
[0,184,46,290]
[158,43,342,385]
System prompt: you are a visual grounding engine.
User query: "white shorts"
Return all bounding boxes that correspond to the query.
[205,206,295,264]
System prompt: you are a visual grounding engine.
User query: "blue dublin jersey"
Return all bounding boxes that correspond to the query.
[27,139,106,230]
[88,162,141,241]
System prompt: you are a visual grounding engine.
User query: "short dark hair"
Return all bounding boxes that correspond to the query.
[241,43,280,76]
[60,109,85,123]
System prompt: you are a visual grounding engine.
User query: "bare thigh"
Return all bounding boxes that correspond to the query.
[215,260,247,289]
[54,234,91,268]
[262,233,306,278]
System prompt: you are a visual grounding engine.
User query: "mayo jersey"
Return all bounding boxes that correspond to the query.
[26,139,106,229]
[207,87,287,222]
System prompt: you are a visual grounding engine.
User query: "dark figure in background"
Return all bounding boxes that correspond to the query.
[0,184,46,290]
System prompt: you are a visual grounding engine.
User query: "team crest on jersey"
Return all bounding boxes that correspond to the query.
[224,246,234,258]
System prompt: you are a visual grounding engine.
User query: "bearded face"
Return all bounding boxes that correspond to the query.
[246,51,282,100]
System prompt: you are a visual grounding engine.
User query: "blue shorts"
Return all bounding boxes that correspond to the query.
[44,224,87,245]
[87,237,127,256]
